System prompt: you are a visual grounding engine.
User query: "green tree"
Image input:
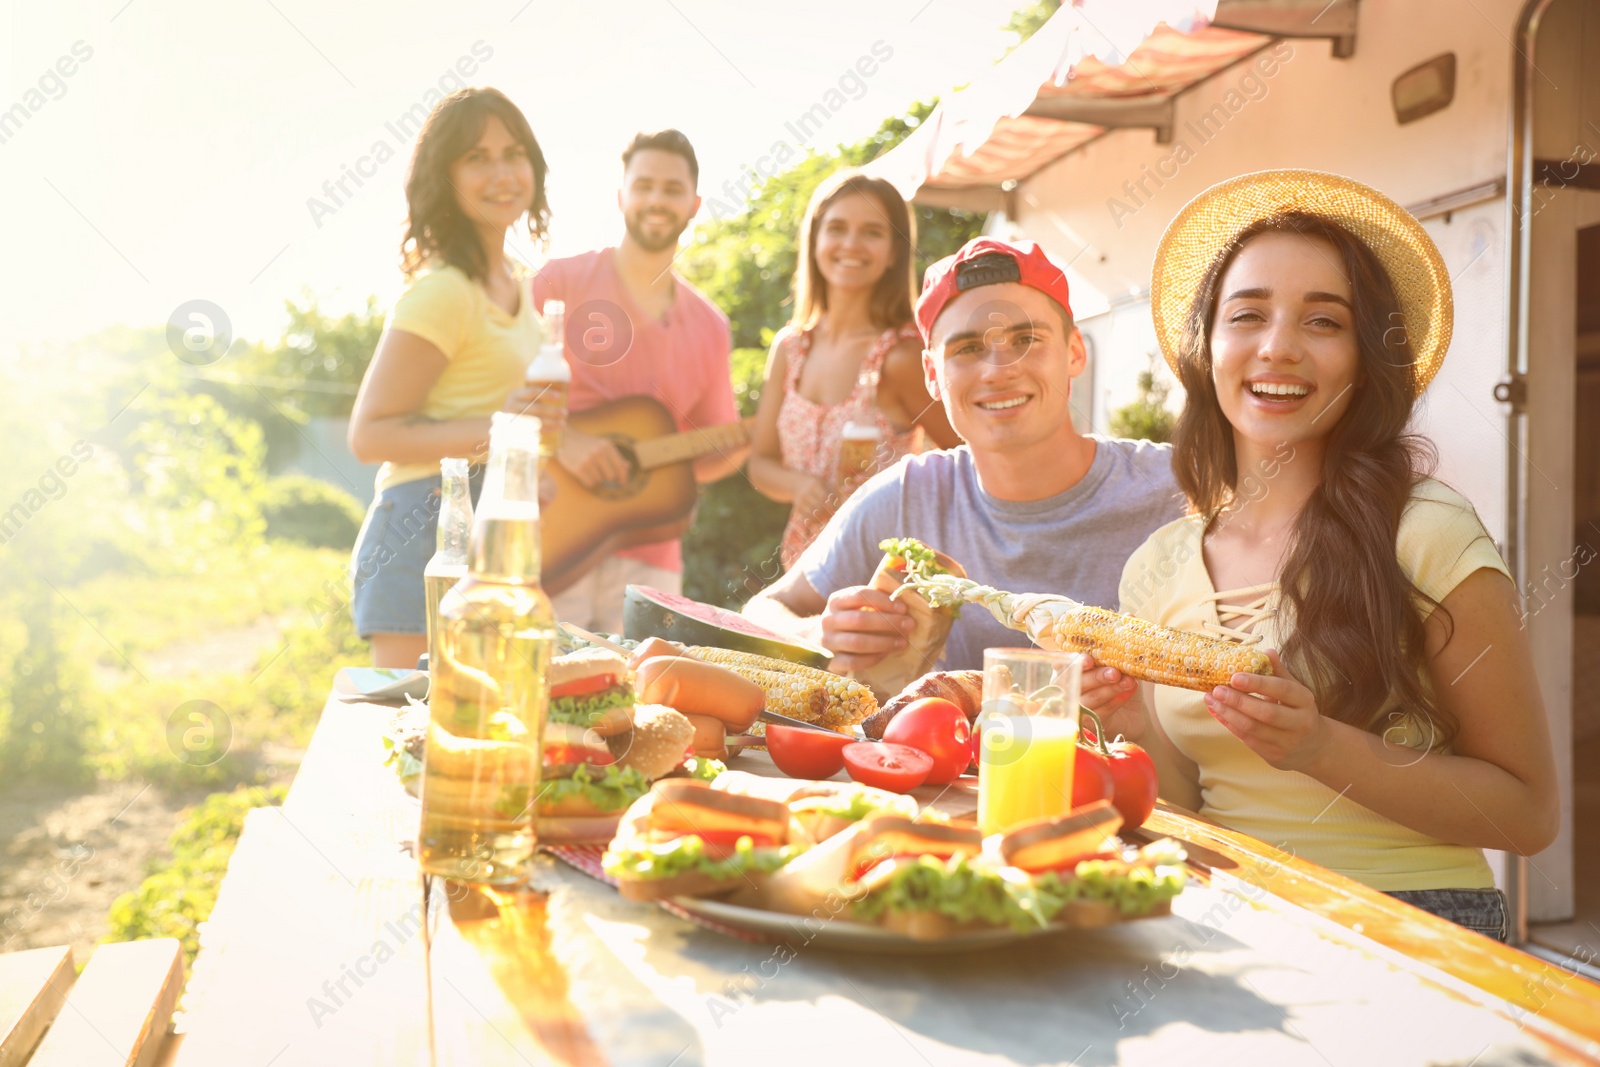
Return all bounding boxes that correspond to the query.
[680,100,988,351]
[1006,0,1063,45]
[1109,356,1176,443]
[238,294,383,420]
[123,392,269,560]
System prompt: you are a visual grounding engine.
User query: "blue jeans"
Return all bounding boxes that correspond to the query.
[1386,887,1508,942]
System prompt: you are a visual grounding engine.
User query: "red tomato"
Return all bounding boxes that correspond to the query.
[842,742,933,793]
[550,673,618,699]
[882,698,973,785]
[691,831,777,851]
[1105,740,1159,828]
[764,724,854,779]
[1072,745,1115,809]
[544,744,612,767]
[1079,709,1158,828]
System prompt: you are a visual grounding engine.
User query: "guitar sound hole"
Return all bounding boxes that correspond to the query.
[592,438,646,501]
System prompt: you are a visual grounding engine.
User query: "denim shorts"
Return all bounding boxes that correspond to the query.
[350,476,445,638]
[1386,887,1509,942]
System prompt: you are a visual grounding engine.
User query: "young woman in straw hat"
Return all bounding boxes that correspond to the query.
[1081,170,1557,939]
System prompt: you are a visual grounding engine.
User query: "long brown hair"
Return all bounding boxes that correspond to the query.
[790,170,916,331]
[1171,211,1456,745]
[401,88,550,281]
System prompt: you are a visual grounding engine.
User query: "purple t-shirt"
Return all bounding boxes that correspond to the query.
[795,438,1184,670]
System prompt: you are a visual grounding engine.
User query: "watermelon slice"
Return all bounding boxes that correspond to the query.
[622,586,832,669]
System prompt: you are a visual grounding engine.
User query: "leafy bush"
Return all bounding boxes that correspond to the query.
[262,475,364,548]
[0,589,93,783]
[123,392,269,558]
[1109,358,1176,443]
[106,784,286,970]
[682,348,789,606]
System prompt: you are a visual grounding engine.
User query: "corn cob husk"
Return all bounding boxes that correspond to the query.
[687,646,877,730]
[897,570,1271,692]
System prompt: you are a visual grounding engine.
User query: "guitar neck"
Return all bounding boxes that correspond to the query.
[634,417,754,470]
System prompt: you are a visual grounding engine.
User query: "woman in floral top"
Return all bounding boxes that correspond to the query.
[748,170,960,568]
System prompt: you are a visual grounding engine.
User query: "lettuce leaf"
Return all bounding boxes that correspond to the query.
[603,833,801,882]
[852,852,1187,930]
[680,757,726,782]
[535,763,651,815]
[488,764,653,819]
[381,734,423,782]
[549,687,636,727]
[878,537,946,575]
[853,855,1050,930]
[789,789,918,822]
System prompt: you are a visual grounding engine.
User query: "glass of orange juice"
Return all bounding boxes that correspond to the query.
[977,647,1082,835]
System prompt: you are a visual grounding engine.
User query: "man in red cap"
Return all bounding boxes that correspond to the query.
[745,237,1182,673]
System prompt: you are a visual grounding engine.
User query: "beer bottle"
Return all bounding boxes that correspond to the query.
[418,413,555,885]
[422,457,473,676]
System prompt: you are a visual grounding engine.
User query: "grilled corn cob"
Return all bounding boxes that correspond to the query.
[897,571,1270,691]
[687,646,878,729]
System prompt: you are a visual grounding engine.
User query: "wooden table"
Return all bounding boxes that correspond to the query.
[168,675,1600,1066]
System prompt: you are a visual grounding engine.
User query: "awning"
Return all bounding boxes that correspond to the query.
[866,0,1359,213]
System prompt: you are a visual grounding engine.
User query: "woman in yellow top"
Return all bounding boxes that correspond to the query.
[347,88,557,667]
[1082,171,1558,941]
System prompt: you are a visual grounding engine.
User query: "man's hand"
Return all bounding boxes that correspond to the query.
[557,428,630,488]
[818,585,915,673]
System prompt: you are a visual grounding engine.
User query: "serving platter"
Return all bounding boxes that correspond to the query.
[669,896,1161,955]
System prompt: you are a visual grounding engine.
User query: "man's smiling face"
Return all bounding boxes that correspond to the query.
[923,282,1085,455]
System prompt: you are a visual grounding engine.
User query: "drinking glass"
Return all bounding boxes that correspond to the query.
[977,647,1083,835]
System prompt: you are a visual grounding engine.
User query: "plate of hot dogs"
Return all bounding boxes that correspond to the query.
[600,773,1188,952]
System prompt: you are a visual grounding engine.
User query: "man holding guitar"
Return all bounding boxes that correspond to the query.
[532,129,748,631]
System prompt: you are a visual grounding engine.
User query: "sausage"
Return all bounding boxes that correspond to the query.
[633,655,765,732]
[862,670,984,739]
[683,712,730,760]
[627,637,687,670]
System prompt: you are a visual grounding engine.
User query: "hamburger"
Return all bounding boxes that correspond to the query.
[602,780,801,900]
[539,649,649,821]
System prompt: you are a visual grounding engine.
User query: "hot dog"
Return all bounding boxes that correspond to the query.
[633,655,764,733]
[683,712,731,760]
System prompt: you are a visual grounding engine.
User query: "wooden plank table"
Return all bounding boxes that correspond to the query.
[170,676,1600,1066]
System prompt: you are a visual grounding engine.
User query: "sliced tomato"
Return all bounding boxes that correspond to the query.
[692,829,776,848]
[842,742,933,793]
[764,723,854,779]
[550,673,620,699]
[543,743,613,767]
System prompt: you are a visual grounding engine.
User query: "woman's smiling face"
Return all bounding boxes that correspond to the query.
[1209,230,1363,452]
[449,115,534,233]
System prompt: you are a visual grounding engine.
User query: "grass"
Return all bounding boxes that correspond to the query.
[20,542,364,789]
[106,784,288,971]
[69,542,348,660]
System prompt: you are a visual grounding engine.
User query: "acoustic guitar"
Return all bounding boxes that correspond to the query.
[541,395,753,594]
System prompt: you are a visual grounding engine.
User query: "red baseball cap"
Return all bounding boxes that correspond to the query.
[915,238,1073,344]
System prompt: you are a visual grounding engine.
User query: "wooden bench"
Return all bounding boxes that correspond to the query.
[0,939,183,1067]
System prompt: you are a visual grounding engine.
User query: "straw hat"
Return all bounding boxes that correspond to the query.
[1149,169,1452,389]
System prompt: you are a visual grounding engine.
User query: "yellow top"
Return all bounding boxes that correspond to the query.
[373,263,543,494]
[1117,477,1509,892]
